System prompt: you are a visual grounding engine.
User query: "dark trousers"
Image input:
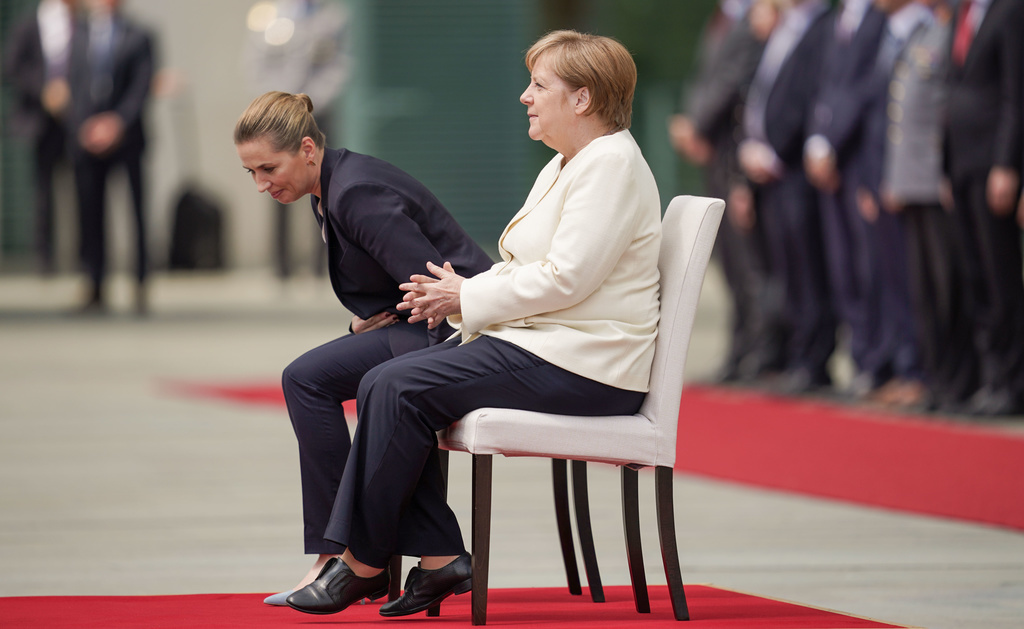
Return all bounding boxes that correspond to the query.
[73,148,146,291]
[282,319,438,554]
[819,184,876,376]
[33,116,66,273]
[715,214,787,376]
[903,203,978,404]
[705,140,785,377]
[951,174,1024,396]
[759,171,835,378]
[867,209,921,382]
[324,335,646,568]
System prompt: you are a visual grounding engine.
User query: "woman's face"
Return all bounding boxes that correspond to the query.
[520,54,581,153]
[237,137,316,204]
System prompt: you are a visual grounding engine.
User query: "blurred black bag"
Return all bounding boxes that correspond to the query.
[168,186,225,270]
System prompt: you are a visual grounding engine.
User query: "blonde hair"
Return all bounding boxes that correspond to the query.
[233,91,326,153]
[525,30,636,131]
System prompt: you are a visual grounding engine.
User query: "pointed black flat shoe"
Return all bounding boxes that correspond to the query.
[378,552,471,617]
[286,557,390,615]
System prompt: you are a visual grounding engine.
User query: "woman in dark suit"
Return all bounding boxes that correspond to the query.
[234,91,493,604]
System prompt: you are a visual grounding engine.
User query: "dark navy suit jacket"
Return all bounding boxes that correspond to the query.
[945,0,1024,180]
[314,148,493,342]
[763,9,833,167]
[66,14,154,159]
[3,9,57,141]
[807,6,887,167]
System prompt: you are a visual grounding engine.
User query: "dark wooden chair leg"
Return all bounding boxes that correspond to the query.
[552,459,583,595]
[427,448,452,616]
[471,454,493,625]
[655,466,689,621]
[621,466,650,613]
[571,460,604,603]
[388,555,402,602]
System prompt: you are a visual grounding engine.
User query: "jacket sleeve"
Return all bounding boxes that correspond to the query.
[459,151,642,335]
[113,26,154,129]
[992,1,1023,170]
[689,20,764,138]
[333,182,449,286]
[3,19,44,103]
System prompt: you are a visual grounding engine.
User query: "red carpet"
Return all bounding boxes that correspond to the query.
[165,380,1024,531]
[676,386,1024,531]
[0,585,910,628]
[165,380,356,418]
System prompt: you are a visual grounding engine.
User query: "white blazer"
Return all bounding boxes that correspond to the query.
[453,130,662,392]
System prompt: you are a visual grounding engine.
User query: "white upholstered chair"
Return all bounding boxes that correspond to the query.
[437,195,726,625]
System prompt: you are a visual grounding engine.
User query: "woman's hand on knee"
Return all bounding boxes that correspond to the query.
[352,312,399,334]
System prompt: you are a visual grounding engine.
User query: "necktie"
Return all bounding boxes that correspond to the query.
[90,15,117,102]
[951,0,974,66]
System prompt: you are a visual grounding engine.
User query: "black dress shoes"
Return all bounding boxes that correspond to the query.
[286,557,390,615]
[378,552,472,617]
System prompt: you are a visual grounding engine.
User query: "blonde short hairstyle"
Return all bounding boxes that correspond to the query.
[525,30,636,131]
[233,91,326,153]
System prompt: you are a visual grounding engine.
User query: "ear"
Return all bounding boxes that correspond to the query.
[300,136,317,160]
[573,87,592,115]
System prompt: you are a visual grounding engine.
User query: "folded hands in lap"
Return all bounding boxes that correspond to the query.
[398,261,464,329]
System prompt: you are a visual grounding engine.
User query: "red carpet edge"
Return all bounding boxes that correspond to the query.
[0,585,916,629]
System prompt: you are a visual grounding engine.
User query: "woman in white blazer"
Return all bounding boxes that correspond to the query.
[285,29,663,618]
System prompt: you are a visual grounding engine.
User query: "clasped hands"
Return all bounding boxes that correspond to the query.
[79,111,125,157]
[397,261,464,329]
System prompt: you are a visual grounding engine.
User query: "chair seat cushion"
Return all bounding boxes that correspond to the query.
[438,408,659,468]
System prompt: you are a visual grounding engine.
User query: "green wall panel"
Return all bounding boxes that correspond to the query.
[341,0,534,253]
[0,0,37,261]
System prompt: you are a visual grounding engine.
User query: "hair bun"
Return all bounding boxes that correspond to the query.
[297,93,315,113]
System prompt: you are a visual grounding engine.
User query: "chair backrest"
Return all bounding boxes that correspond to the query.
[640,195,724,467]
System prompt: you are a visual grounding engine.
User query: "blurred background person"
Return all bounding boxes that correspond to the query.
[803,0,887,400]
[3,0,77,276]
[869,0,977,412]
[66,0,156,314]
[669,0,787,384]
[852,0,935,409]
[944,0,1024,416]
[241,0,350,280]
[738,0,836,395]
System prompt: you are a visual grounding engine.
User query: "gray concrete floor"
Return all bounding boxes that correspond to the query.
[1,266,1023,629]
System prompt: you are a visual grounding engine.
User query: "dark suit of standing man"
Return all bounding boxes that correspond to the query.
[739,0,835,394]
[852,0,937,409]
[66,0,155,314]
[804,0,888,397]
[670,2,785,383]
[945,0,1024,415]
[3,0,75,275]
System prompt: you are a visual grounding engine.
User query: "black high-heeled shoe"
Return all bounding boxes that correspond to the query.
[286,557,390,615]
[378,553,471,617]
